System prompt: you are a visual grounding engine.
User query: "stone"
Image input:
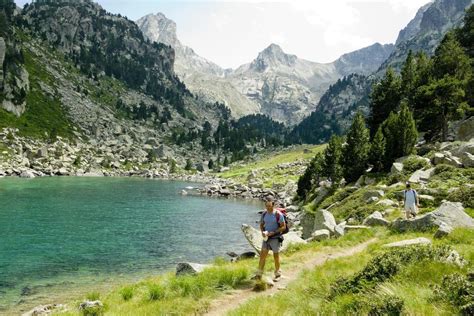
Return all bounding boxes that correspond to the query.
[432,152,462,168]
[363,190,384,200]
[461,152,474,168]
[391,162,404,174]
[355,175,376,187]
[363,211,390,226]
[312,187,330,205]
[20,170,35,179]
[366,196,379,204]
[219,189,231,196]
[57,168,69,176]
[334,223,345,237]
[237,251,257,261]
[376,199,397,207]
[391,202,474,233]
[434,222,453,239]
[286,205,300,213]
[22,304,67,316]
[310,229,330,241]
[313,209,337,234]
[79,300,103,311]
[384,237,432,248]
[408,168,435,183]
[345,225,370,230]
[444,250,466,267]
[456,116,474,141]
[176,262,209,276]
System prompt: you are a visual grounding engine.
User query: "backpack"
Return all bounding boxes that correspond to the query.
[262,208,290,235]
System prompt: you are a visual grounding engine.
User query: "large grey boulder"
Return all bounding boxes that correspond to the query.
[79,300,103,311]
[384,237,432,248]
[391,202,474,233]
[241,224,305,254]
[391,162,404,174]
[312,187,330,205]
[363,190,384,200]
[20,170,35,179]
[434,222,453,239]
[433,152,462,167]
[334,223,345,237]
[460,152,474,168]
[176,262,209,276]
[313,209,337,234]
[456,117,474,141]
[309,229,330,241]
[408,168,435,183]
[363,211,390,226]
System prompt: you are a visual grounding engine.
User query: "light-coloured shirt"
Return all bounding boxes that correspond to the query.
[404,189,417,206]
[261,210,285,234]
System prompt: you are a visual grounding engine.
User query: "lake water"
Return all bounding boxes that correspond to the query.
[0,177,261,314]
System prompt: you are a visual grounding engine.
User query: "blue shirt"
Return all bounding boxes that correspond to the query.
[261,210,285,234]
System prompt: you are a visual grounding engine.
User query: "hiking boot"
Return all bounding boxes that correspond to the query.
[273,270,282,282]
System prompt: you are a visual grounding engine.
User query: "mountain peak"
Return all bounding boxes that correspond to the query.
[251,43,297,72]
[136,12,178,48]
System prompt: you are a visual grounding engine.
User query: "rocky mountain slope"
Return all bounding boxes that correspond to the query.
[136,13,261,118]
[292,0,473,144]
[137,13,394,125]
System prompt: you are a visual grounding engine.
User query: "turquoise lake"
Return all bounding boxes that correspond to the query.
[0,177,261,314]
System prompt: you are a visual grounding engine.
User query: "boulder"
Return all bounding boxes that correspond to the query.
[445,250,467,267]
[218,189,231,196]
[363,190,384,200]
[384,237,432,248]
[79,300,103,311]
[391,202,474,233]
[408,168,435,183]
[312,187,330,205]
[456,116,474,141]
[434,222,453,239]
[310,229,330,241]
[22,304,67,316]
[176,262,209,276]
[363,211,390,227]
[366,196,379,204]
[355,175,376,187]
[432,152,462,168]
[461,152,474,168]
[313,209,337,234]
[345,225,370,231]
[237,251,257,261]
[391,162,404,174]
[20,170,35,179]
[376,199,397,207]
[286,205,300,213]
[334,223,345,237]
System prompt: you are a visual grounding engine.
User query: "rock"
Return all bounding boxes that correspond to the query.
[219,189,231,196]
[313,209,337,234]
[456,116,474,141]
[57,168,69,176]
[312,187,330,205]
[391,162,404,174]
[433,152,462,167]
[286,205,300,213]
[176,262,209,276]
[355,175,376,187]
[408,168,435,183]
[345,225,370,230]
[334,223,345,237]
[391,202,474,233]
[461,152,474,167]
[419,194,435,202]
[363,190,384,200]
[237,251,257,261]
[310,229,330,241]
[434,222,453,239]
[22,304,67,316]
[376,199,397,207]
[79,300,103,311]
[363,211,390,226]
[366,196,379,204]
[384,237,432,248]
[20,170,35,179]
[445,250,466,267]
[180,190,188,195]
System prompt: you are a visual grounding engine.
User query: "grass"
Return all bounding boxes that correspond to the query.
[220,144,325,188]
[54,229,376,315]
[230,228,474,316]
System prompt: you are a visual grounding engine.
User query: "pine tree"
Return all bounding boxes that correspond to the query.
[322,135,343,185]
[369,126,386,172]
[223,156,229,167]
[457,4,474,58]
[369,67,402,136]
[297,153,323,199]
[401,50,417,104]
[382,111,400,169]
[342,112,370,183]
[208,159,214,170]
[185,159,193,171]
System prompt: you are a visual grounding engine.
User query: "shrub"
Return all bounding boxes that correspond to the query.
[329,245,452,297]
[119,286,134,301]
[402,156,430,173]
[447,186,474,208]
[85,291,100,301]
[368,295,404,316]
[433,272,474,315]
[148,284,165,301]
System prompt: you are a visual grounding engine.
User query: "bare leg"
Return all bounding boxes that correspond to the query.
[258,249,269,275]
[273,252,280,273]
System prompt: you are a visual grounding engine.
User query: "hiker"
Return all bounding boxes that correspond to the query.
[255,196,286,281]
[404,182,420,219]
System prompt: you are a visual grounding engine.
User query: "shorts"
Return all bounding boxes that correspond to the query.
[405,204,418,215]
[261,237,282,253]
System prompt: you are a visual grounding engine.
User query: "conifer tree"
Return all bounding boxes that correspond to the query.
[369,67,402,136]
[223,156,229,167]
[297,153,323,199]
[208,159,214,170]
[322,135,343,185]
[369,126,386,172]
[342,112,370,183]
[185,159,193,171]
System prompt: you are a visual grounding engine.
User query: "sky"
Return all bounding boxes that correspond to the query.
[14,0,432,69]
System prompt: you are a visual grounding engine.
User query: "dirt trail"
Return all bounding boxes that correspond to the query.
[205,238,376,316]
